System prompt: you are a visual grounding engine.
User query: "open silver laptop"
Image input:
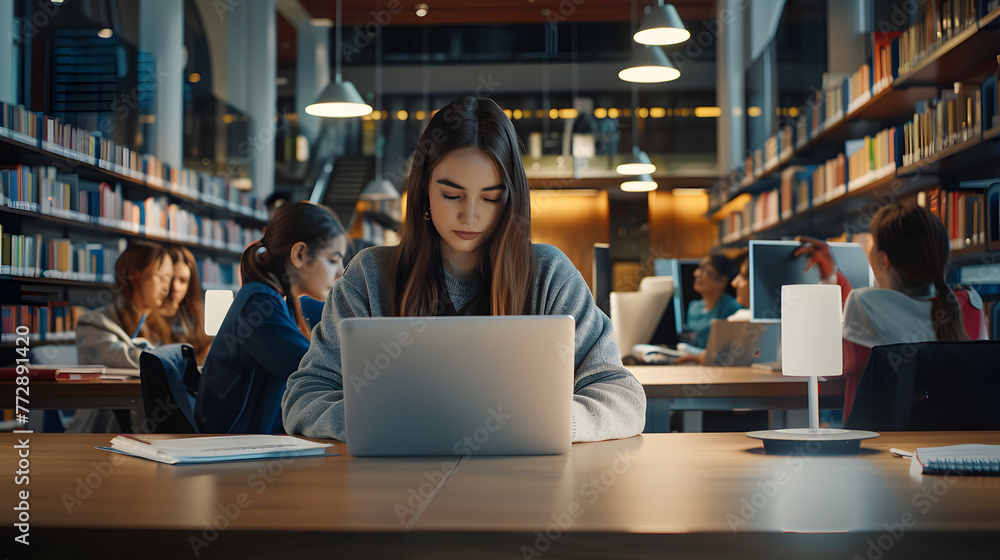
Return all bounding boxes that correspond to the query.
[340,315,574,456]
[701,319,779,367]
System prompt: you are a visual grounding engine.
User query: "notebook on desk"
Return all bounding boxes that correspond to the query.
[340,315,574,457]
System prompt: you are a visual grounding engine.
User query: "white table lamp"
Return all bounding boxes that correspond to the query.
[748,284,878,454]
[204,290,234,337]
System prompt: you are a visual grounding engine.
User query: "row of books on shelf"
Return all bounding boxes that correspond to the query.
[198,256,239,287]
[716,74,996,211]
[0,101,268,220]
[0,229,122,281]
[0,165,263,253]
[896,0,980,78]
[0,302,81,343]
[902,84,983,165]
[718,127,904,243]
[923,186,992,251]
[0,228,244,289]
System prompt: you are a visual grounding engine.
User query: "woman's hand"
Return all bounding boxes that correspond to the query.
[792,236,837,279]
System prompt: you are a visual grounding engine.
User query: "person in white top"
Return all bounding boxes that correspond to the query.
[794,204,988,420]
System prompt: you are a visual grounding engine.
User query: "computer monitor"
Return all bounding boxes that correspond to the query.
[653,258,701,335]
[592,243,612,316]
[749,240,873,323]
[609,276,673,358]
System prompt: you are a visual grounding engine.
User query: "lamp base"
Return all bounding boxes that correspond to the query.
[747,428,880,455]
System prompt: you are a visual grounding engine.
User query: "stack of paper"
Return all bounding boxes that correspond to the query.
[98,435,336,464]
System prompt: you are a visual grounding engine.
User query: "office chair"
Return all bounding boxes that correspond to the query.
[139,344,200,433]
[992,301,999,341]
[845,341,1000,431]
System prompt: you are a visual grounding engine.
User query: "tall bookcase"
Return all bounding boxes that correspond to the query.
[0,104,267,363]
[709,1,1000,256]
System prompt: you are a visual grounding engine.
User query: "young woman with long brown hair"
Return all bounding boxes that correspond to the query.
[282,96,646,442]
[71,240,173,431]
[196,201,347,433]
[147,246,212,362]
[796,203,988,420]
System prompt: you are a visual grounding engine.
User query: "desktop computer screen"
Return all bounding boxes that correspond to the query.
[592,243,612,317]
[653,258,701,335]
[749,240,873,323]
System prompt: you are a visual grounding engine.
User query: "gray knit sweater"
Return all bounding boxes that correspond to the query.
[281,243,646,442]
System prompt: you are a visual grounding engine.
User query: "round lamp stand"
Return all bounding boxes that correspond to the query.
[747,428,880,455]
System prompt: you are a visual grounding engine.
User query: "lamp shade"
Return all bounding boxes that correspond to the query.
[620,174,658,192]
[305,80,373,118]
[360,178,400,201]
[634,2,690,46]
[780,284,842,378]
[619,46,680,83]
[616,147,656,175]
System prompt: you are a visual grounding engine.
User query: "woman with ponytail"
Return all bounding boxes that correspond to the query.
[282,96,646,443]
[196,202,346,433]
[794,203,988,421]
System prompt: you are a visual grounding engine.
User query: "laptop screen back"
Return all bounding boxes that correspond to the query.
[340,315,574,456]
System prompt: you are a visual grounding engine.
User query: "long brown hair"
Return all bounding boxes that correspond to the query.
[147,246,211,353]
[113,240,169,342]
[240,201,345,338]
[869,203,968,341]
[389,96,535,316]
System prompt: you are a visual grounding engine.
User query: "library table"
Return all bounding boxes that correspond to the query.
[0,378,142,410]
[628,365,846,431]
[2,432,997,559]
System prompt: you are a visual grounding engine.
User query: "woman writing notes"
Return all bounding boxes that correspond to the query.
[282,96,645,442]
[71,241,174,432]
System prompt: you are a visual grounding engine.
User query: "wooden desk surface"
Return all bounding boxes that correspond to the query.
[628,365,846,398]
[0,378,142,409]
[2,432,998,558]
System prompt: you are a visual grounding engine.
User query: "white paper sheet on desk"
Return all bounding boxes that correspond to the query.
[96,434,337,464]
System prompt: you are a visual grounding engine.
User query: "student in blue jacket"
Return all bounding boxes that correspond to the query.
[196,202,347,433]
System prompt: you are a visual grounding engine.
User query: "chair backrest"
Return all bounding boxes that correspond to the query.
[992,301,1000,341]
[139,344,200,433]
[845,341,1000,431]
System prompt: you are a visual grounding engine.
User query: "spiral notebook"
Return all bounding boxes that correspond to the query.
[912,444,1000,476]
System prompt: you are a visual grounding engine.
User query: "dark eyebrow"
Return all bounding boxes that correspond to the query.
[437,178,506,192]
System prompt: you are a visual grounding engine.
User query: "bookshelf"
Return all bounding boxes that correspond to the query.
[711,1,1000,256]
[1,104,256,353]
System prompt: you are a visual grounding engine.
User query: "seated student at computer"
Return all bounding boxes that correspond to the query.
[147,246,212,364]
[795,204,988,420]
[196,202,347,434]
[70,241,174,431]
[684,253,743,349]
[282,96,646,443]
[675,251,750,364]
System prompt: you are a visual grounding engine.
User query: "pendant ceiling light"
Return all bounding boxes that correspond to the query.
[634,1,690,46]
[619,45,680,83]
[305,0,373,118]
[360,1,398,201]
[617,146,655,175]
[620,173,658,192]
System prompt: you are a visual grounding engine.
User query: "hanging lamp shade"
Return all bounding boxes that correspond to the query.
[616,147,656,175]
[634,2,690,46]
[360,178,400,200]
[619,45,680,83]
[305,79,373,118]
[620,174,658,192]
